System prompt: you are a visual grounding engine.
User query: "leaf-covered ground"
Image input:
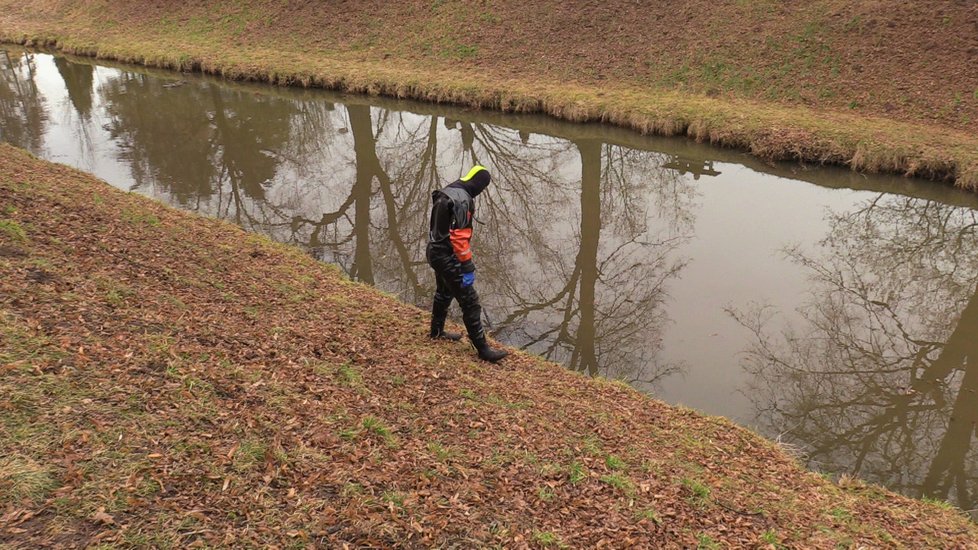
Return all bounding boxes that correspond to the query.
[2,143,976,548]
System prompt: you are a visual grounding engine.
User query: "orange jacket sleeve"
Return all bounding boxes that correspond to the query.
[449,227,473,264]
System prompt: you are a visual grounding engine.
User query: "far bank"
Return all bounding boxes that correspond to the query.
[1,1,977,189]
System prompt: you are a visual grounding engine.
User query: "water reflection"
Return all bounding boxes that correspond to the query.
[733,196,978,512]
[491,139,690,383]
[101,70,296,208]
[53,55,94,118]
[0,51,47,152]
[5,49,978,511]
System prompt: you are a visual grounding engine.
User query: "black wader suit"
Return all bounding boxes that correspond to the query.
[426,166,508,362]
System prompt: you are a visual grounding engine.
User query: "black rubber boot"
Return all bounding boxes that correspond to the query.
[430,328,462,341]
[430,317,462,341]
[472,334,509,363]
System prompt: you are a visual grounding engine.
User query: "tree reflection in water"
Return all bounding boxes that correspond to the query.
[487,138,691,385]
[101,71,296,217]
[53,56,94,119]
[734,196,978,511]
[0,51,47,153]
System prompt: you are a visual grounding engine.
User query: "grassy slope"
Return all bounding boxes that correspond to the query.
[1,1,978,189]
[2,146,977,547]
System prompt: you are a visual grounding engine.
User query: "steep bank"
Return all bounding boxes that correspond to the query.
[2,144,977,547]
[1,1,977,188]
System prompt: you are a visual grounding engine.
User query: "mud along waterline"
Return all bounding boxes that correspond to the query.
[4,48,978,515]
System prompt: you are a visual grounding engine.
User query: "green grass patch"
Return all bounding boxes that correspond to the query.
[105,288,126,307]
[381,489,406,511]
[485,448,538,468]
[0,218,27,241]
[478,12,500,24]
[162,293,188,310]
[829,506,853,523]
[568,461,588,484]
[0,309,65,365]
[272,281,306,303]
[696,532,721,550]
[843,15,863,33]
[427,441,457,462]
[634,507,662,525]
[361,416,396,445]
[232,438,267,472]
[483,393,532,409]
[533,531,566,548]
[121,208,161,226]
[922,496,956,511]
[438,39,478,60]
[337,363,362,386]
[0,455,59,504]
[581,434,602,455]
[599,473,634,494]
[340,482,364,497]
[452,44,478,59]
[760,529,781,547]
[95,278,135,308]
[605,454,626,471]
[682,477,711,506]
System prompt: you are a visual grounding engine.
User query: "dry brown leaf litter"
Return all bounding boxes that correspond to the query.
[1,144,976,548]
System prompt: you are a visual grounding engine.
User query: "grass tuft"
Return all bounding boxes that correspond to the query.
[233,438,267,472]
[0,218,27,241]
[361,416,396,445]
[682,477,711,506]
[599,473,634,494]
[634,507,661,525]
[605,454,626,471]
[697,533,721,550]
[568,461,588,484]
[337,363,362,386]
[0,456,58,503]
[533,530,566,548]
[760,528,780,546]
[427,441,457,462]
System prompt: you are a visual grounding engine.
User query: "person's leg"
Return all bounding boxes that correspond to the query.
[436,262,507,362]
[430,270,461,341]
[455,282,484,341]
[457,282,508,362]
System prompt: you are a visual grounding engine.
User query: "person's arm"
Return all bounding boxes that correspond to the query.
[450,223,474,273]
[434,193,476,273]
[431,194,454,244]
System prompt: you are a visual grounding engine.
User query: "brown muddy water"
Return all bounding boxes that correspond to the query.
[4,48,978,515]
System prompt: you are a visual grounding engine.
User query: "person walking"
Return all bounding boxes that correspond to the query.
[426,165,508,362]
